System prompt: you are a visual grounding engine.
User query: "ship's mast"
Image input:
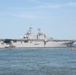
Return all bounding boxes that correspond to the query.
[29,27,32,34]
[27,27,32,34]
[38,28,41,34]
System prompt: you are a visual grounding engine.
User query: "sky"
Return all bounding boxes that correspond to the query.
[0,0,76,39]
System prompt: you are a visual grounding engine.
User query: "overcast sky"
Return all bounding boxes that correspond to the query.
[0,0,76,39]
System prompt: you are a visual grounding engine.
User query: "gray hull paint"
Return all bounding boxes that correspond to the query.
[0,28,74,48]
[0,39,74,48]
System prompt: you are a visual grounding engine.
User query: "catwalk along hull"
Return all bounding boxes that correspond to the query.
[0,39,74,48]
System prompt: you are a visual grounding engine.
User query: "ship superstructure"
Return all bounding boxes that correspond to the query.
[0,27,74,48]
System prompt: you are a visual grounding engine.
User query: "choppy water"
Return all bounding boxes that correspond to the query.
[0,48,76,75]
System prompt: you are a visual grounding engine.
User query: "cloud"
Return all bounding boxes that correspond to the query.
[1,2,76,19]
[26,0,43,4]
[10,2,76,11]
[3,13,42,19]
[36,2,76,9]
[13,14,37,19]
[64,2,76,7]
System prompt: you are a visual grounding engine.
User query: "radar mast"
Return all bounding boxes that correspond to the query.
[38,28,41,34]
[27,27,32,34]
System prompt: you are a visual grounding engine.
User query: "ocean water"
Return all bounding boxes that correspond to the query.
[0,48,76,75]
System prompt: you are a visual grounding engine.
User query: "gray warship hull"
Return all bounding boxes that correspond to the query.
[0,39,74,48]
[0,28,75,48]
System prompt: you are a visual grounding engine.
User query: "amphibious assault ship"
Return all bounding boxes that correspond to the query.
[0,27,75,48]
